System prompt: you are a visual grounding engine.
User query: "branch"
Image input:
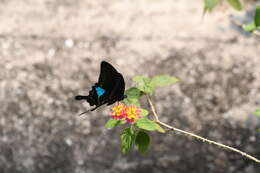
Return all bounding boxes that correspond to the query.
[147,96,260,164]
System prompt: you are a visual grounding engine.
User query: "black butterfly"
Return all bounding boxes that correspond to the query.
[75,61,126,114]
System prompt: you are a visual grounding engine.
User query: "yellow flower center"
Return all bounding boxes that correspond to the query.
[112,104,125,117]
[125,106,139,121]
[111,104,140,123]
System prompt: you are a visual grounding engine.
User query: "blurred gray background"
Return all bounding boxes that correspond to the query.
[1,0,260,172]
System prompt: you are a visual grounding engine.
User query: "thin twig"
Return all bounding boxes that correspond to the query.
[147,95,159,121]
[147,96,260,164]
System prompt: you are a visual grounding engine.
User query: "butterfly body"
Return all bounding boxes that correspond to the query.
[75,61,125,112]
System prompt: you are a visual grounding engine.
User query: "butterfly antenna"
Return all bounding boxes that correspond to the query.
[78,105,102,116]
[78,110,91,116]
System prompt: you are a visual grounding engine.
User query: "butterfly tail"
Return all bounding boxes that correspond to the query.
[75,95,88,100]
[75,95,96,105]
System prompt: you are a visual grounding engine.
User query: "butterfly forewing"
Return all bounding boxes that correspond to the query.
[97,61,121,104]
[98,61,118,90]
[106,72,125,105]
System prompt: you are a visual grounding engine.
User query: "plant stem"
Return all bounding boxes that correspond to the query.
[146,96,260,164]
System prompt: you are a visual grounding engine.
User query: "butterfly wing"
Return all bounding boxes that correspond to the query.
[97,61,120,102]
[98,61,118,90]
[106,72,125,105]
[86,84,99,106]
[86,61,124,110]
[75,84,99,106]
[75,61,126,113]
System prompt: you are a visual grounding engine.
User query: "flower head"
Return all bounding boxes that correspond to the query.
[111,104,140,123]
[124,105,141,123]
[111,103,126,120]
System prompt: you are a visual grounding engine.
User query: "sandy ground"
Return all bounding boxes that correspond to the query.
[1,0,260,173]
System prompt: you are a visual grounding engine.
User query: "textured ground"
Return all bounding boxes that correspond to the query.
[1,0,260,173]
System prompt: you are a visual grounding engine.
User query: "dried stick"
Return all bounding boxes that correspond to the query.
[147,95,260,164]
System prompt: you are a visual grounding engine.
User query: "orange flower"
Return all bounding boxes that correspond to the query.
[111,104,125,120]
[124,105,140,123]
[111,104,140,123]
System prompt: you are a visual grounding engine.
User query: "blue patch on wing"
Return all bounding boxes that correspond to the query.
[95,87,105,97]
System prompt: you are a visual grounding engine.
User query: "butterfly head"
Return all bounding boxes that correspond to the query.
[95,86,106,97]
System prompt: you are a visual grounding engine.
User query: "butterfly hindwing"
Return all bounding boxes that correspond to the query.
[86,84,99,106]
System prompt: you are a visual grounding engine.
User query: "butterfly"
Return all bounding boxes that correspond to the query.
[75,61,126,115]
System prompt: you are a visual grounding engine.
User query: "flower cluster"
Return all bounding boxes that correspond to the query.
[111,104,140,123]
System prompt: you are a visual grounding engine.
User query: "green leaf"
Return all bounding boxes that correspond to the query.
[135,118,156,131]
[154,123,166,133]
[137,84,155,94]
[123,97,141,106]
[140,108,149,117]
[133,76,155,94]
[133,76,151,84]
[120,128,135,154]
[242,22,256,32]
[226,0,242,11]
[253,108,260,117]
[135,131,150,154]
[257,128,260,133]
[204,0,219,12]
[242,6,260,32]
[133,75,179,94]
[125,87,143,99]
[255,6,260,27]
[135,118,165,133]
[150,75,179,88]
[105,119,122,129]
